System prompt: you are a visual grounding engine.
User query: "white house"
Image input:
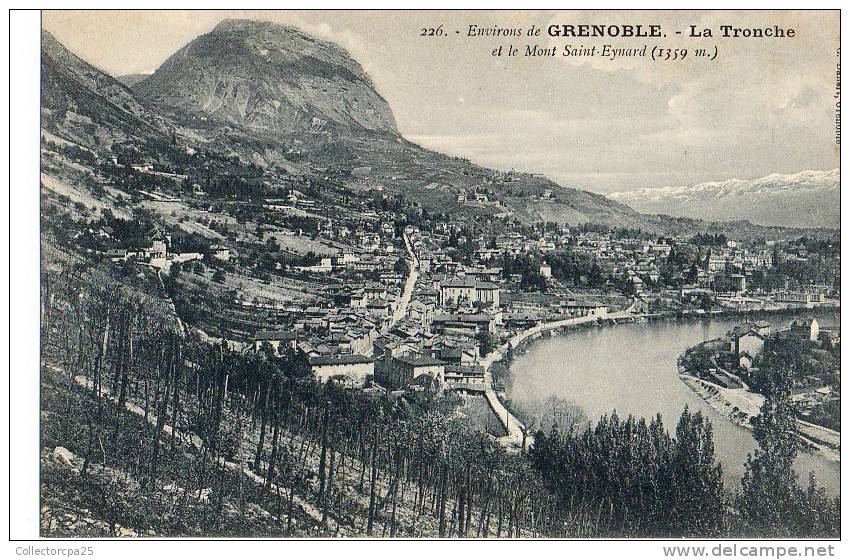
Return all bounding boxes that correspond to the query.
[211,245,232,261]
[438,278,500,308]
[308,354,374,386]
[790,319,820,342]
[254,330,299,354]
[730,325,766,359]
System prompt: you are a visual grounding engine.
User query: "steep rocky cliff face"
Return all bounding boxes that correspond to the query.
[135,19,397,135]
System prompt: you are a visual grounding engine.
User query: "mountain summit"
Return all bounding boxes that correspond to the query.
[135,19,398,134]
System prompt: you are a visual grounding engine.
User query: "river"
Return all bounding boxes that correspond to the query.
[506,309,840,495]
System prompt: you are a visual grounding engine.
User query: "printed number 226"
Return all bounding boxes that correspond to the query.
[420,25,444,37]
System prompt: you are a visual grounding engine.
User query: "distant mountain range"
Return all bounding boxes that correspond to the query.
[609,170,839,229]
[40,21,837,238]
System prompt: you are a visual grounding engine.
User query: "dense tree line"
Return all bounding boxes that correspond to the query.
[530,408,727,537]
[545,250,605,289]
[751,336,840,393]
[690,233,728,247]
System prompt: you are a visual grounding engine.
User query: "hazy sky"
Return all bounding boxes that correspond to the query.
[43,10,840,193]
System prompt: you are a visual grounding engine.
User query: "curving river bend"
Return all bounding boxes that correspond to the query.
[506,310,840,495]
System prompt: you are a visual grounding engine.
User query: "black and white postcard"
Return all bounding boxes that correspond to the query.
[7,6,844,551]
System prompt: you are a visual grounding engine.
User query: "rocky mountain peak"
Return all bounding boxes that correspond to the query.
[135,19,397,135]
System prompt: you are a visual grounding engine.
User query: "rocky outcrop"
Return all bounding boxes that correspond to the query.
[135,19,398,135]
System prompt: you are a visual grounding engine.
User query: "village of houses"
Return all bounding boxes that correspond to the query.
[62,173,840,444]
[45,128,839,441]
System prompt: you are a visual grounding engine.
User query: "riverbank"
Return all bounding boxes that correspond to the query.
[491,305,805,404]
[677,302,840,321]
[502,307,840,495]
[483,309,771,446]
[479,310,641,449]
[482,303,839,450]
[677,349,841,465]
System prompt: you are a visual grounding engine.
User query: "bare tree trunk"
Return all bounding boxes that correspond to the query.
[457,478,466,537]
[438,457,448,537]
[94,319,110,415]
[169,345,182,452]
[366,424,379,536]
[253,380,269,472]
[146,335,174,489]
[266,402,281,488]
[112,314,132,450]
[317,401,330,500]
